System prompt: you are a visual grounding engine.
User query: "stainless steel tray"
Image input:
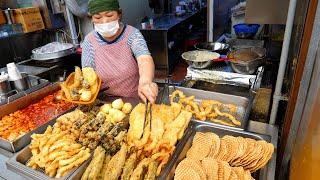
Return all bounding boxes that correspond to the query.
[168,86,254,130]
[0,75,50,106]
[0,84,74,153]
[6,145,91,180]
[160,121,274,180]
[31,48,75,61]
[67,124,193,180]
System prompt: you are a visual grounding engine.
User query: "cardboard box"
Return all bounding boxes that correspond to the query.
[13,7,45,33]
[0,11,6,25]
[245,0,289,25]
[32,0,65,29]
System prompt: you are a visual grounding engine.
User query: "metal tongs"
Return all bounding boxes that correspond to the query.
[143,99,152,132]
[157,76,172,105]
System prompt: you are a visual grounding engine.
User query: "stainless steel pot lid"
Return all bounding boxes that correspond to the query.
[31,42,75,61]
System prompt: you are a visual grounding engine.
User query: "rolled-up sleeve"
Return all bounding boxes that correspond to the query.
[128,29,151,58]
[81,38,96,69]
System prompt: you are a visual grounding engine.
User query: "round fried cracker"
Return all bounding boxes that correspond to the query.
[246,141,268,171]
[252,143,274,172]
[231,138,256,167]
[217,161,225,180]
[207,133,221,158]
[229,170,238,180]
[230,137,247,163]
[221,136,238,162]
[201,157,219,180]
[215,139,228,161]
[231,138,251,165]
[221,161,231,180]
[186,132,212,161]
[241,141,263,168]
[243,170,252,180]
[175,159,202,180]
[178,158,206,180]
[232,167,245,180]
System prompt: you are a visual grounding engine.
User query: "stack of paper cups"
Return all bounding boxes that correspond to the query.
[7,63,22,81]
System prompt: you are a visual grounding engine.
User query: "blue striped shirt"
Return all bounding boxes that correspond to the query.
[81,24,151,69]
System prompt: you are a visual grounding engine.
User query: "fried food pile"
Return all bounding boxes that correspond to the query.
[127,103,192,176]
[27,126,90,178]
[175,158,252,180]
[81,144,129,180]
[170,90,241,127]
[27,99,133,179]
[82,142,160,180]
[55,99,132,153]
[61,67,99,102]
[0,92,74,141]
[174,132,274,180]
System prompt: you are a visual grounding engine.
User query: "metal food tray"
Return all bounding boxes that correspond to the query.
[6,145,91,180]
[0,84,75,153]
[31,47,75,61]
[160,121,275,180]
[67,124,193,180]
[0,75,50,106]
[168,86,254,130]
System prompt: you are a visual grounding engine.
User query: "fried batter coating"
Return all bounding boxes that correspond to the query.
[121,152,137,180]
[104,144,128,180]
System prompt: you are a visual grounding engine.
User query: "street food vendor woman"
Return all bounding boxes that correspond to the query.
[81,0,158,103]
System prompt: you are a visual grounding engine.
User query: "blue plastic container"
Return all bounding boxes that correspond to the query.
[233,24,260,39]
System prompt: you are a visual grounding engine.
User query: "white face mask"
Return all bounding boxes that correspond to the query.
[94,20,120,37]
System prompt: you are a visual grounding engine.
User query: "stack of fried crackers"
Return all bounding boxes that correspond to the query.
[175,157,252,180]
[174,132,274,180]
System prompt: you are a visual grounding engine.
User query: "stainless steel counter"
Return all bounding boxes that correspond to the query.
[0,120,278,180]
[0,65,50,77]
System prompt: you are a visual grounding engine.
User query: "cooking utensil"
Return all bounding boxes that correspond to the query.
[194,42,230,54]
[10,73,31,91]
[182,50,221,69]
[228,47,266,74]
[60,72,102,105]
[142,100,152,135]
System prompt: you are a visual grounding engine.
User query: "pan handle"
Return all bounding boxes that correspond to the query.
[212,55,231,62]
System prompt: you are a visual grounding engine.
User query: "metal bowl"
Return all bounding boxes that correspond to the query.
[182,50,220,69]
[228,47,266,74]
[194,42,230,55]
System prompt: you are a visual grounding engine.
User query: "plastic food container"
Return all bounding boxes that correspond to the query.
[233,24,260,39]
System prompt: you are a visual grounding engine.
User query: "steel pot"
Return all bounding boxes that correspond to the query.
[228,47,266,74]
[10,73,31,91]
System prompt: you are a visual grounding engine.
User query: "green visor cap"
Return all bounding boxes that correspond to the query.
[88,0,120,15]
